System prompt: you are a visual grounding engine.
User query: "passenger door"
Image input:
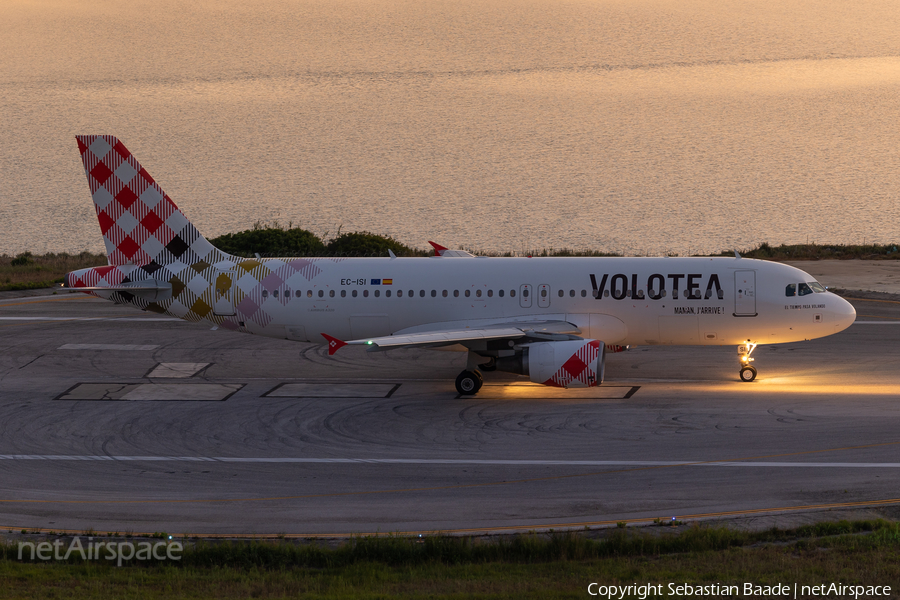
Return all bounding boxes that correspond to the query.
[734,270,757,316]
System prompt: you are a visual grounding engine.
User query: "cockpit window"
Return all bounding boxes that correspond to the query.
[809,282,826,293]
[798,283,814,296]
[785,284,796,297]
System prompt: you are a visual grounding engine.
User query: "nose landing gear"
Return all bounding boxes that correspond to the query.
[738,342,758,382]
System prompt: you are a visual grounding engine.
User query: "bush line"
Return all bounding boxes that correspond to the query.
[3,519,897,569]
[5,227,900,293]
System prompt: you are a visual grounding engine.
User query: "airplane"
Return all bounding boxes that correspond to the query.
[65,135,857,394]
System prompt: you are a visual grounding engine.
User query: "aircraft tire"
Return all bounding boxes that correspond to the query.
[456,370,483,395]
[739,366,757,382]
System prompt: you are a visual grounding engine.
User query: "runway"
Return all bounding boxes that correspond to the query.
[1,291,899,536]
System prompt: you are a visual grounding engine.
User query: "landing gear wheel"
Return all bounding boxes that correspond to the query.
[480,357,497,372]
[455,370,484,395]
[739,366,757,382]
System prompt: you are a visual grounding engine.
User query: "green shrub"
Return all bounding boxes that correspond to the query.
[10,252,33,266]
[209,222,326,257]
[325,231,427,257]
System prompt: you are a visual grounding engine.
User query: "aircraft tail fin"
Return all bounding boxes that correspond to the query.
[76,135,228,267]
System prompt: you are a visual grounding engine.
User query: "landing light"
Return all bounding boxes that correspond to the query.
[367,341,373,345]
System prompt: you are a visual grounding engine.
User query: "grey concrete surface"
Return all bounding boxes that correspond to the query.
[1,291,899,536]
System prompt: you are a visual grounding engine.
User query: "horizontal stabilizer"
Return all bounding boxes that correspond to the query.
[321,333,348,355]
[64,280,172,302]
[428,241,475,258]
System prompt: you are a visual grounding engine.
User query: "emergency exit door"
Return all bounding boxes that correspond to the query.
[213,270,237,316]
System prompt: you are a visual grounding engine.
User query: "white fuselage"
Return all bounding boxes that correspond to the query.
[213,256,855,348]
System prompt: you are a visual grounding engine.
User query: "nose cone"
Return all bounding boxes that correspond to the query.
[830,293,856,333]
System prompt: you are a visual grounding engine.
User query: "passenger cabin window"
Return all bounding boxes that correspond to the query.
[786,284,796,297]
[341,290,346,297]
[329,290,335,297]
[295,290,302,298]
[465,290,470,297]
[273,290,279,298]
[307,290,313,298]
[262,290,268,298]
[499,289,504,298]
[798,283,813,296]
[453,290,459,297]
[476,289,482,298]
[374,290,380,297]
[487,290,493,297]
[352,290,358,297]
[318,290,324,298]
[363,290,369,297]
[510,290,516,297]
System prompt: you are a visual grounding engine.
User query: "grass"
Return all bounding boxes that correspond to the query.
[1,520,898,599]
[719,242,900,261]
[0,252,106,292]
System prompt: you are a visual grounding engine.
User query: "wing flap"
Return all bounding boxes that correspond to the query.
[341,320,581,351]
[349,327,526,350]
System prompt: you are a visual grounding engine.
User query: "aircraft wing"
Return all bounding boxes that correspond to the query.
[323,320,581,354]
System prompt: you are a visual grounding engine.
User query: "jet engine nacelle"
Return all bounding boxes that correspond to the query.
[495,339,606,388]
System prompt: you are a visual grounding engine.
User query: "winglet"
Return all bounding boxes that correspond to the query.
[321,333,348,355]
[428,241,448,256]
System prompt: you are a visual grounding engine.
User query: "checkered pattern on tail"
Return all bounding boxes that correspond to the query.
[76,135,229,267]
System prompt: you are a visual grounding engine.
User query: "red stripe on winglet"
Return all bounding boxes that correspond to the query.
[428,241,448,256]
[321,333,348,356]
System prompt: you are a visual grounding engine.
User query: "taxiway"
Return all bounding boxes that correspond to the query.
[1,283,899,536]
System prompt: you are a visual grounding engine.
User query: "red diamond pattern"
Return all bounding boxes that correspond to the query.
[118,236,140,260]
[90,161,113,186]
[543,340,601,388]
[141,210,164,234]
[97,210,116,235]
[115,186,139,210]
[76,135,227,268]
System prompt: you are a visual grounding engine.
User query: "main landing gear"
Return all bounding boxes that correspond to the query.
[455,370,484,395]
[738,342,758,382]
[456,353,491,395]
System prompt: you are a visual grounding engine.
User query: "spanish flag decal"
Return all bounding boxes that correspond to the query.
[382,278,393,285]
